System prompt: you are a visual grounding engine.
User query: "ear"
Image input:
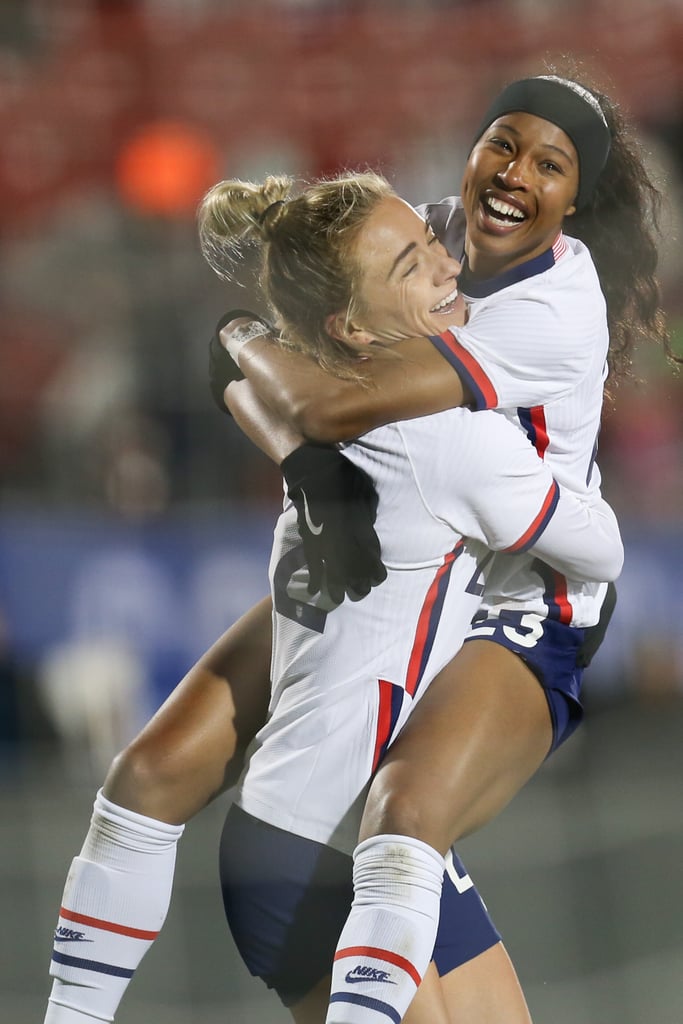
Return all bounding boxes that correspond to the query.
[564,200,577,218]
[325,312,375,346]
[346,324,377,346]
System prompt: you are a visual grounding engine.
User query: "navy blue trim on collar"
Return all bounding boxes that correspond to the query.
[459,245,556,299]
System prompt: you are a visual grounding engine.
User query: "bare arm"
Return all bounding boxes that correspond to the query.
[225,378,304,465]
[236,332,469,443]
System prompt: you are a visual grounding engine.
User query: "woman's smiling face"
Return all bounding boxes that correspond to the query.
[344,196,466,345]
[461,111,580,278]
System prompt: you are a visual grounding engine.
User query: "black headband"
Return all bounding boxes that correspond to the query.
[472,76,611,210]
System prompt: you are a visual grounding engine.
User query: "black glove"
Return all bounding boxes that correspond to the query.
[281,443,388,604]
[208,309,273,415]
[576,580,617,668]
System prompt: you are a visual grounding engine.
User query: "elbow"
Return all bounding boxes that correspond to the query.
[598,514,625,582]
[292,392,362,443]
[602,540,625,583]
[581,503,625,583]
[584,539,624,584]
[291,398,344,443]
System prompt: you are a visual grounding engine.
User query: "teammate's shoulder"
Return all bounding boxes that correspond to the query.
[543,235,605,325]
[413,194,462,216]
[562,233,591,258]
[414,196,465,244]
[424,195,465,228]
[557,234,600,281]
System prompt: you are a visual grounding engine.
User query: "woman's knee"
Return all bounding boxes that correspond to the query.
[102,706,231,823]
[360,767,438,844]
[103,732,191,820]
[99,603,274,823]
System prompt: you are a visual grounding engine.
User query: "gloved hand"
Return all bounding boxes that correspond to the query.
[281,443,387,604]
[576,581,617,668]
[209,309,274,414]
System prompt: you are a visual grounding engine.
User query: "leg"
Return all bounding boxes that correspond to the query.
[325,641,551,1023]
[44,598,273,1023]
[221,795,522,1024]
[292,953,527,1024]
[291,964,451,1024]
[403,963,451,1024]
[362,640,552,851]
[105,595,274,822]
[438,943,532,1024]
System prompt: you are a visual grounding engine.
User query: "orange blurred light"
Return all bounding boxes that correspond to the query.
[115,120,219,217]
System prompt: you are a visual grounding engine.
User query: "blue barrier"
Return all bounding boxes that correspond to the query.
[0,509,680,707]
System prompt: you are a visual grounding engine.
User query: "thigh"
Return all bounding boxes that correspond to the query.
[105,596,273,823]
[403,962,451,1024]
[220,806,353,1009]
[466,609,585,752]
[359,639,553,851]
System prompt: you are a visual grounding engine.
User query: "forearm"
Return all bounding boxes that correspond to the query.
[226,379,304,465]
[239,334,467,443]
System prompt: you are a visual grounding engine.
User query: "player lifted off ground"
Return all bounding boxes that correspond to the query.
[43,70,673,1024]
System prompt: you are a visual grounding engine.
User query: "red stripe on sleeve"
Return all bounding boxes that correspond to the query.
[437,331,498,409]
[504,481,558,553]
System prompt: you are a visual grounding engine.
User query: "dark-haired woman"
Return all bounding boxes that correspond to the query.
[213,74,672,1024]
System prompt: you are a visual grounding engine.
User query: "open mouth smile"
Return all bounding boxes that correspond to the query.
[479,192,528,230]
[430,286,460,314]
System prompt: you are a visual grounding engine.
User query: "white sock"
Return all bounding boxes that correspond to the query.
[44,789,184,1023]
[325,834,444,1024]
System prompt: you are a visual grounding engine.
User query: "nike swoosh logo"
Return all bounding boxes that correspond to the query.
[301,490,323,536]
[344,971,396,985]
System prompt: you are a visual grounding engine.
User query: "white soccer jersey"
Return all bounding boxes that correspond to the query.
[420,195,612,626]
[235,408,622,855]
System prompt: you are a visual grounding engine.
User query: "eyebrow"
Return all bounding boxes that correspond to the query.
[387,223,434,281]
[387,242,416,280]
[493,121,576,164]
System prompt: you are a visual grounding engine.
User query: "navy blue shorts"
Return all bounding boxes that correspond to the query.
[219,806,500,1008]
[466,609,586,752]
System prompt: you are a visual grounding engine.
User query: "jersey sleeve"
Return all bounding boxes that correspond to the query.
[530,493,623,582]
[409,409,622,583]
[414,196,467,260]
[429,288,595,411]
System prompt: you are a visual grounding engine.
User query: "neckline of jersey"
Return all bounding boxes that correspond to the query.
[459,233,565,299]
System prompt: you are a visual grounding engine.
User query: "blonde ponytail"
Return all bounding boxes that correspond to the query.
[197,174,293,279]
